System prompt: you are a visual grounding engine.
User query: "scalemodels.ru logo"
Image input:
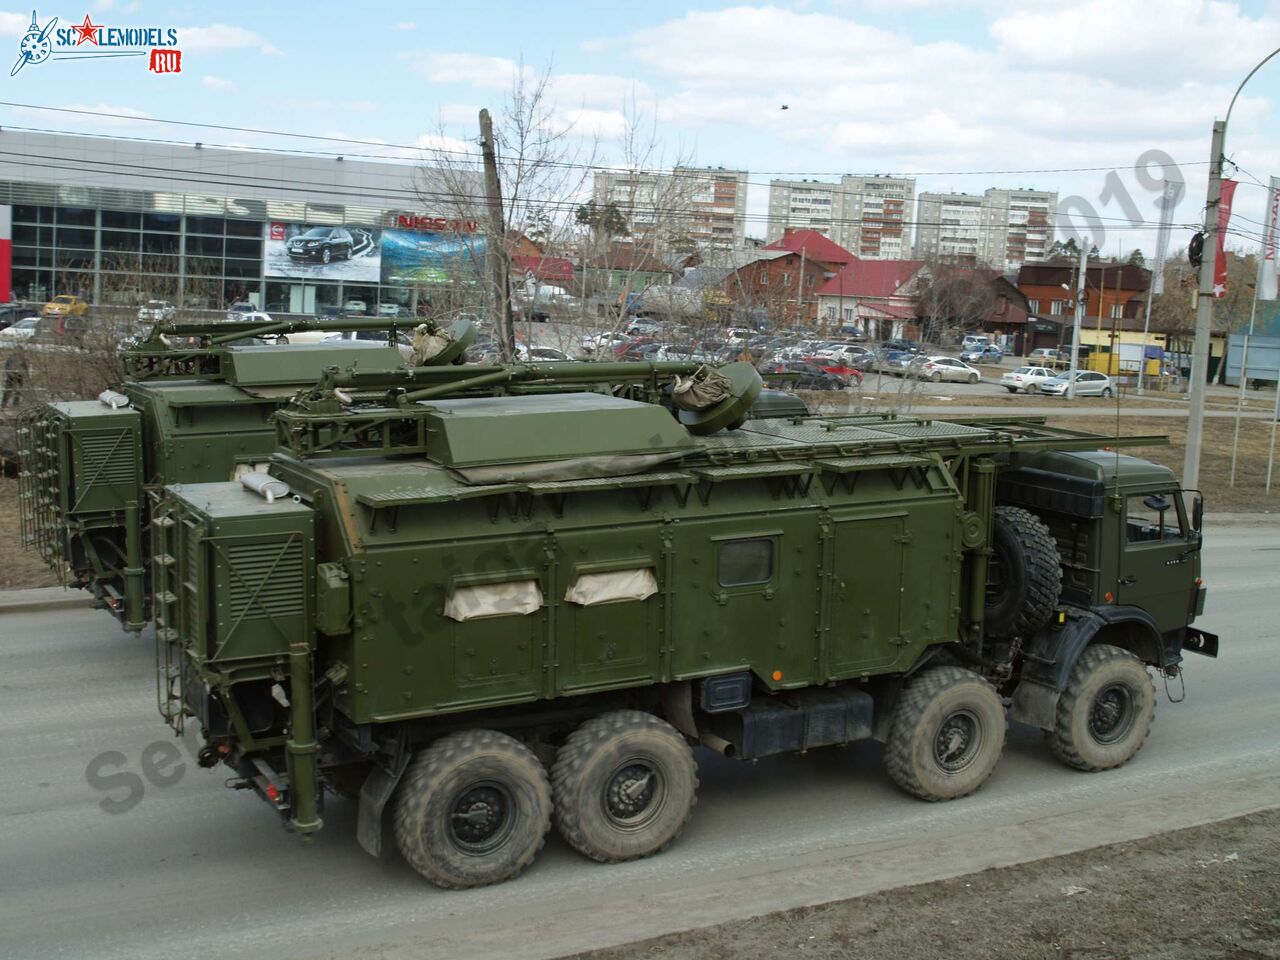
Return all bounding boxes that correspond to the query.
[10,10,182,77]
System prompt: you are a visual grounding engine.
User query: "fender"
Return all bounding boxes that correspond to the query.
[1010,605,1165,731]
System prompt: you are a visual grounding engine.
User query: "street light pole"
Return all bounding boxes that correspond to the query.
[1067,246,1087,399]
[1182,120,1226,493]
[1183,45,1280,492]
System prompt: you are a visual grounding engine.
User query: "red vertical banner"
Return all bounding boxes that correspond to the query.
[1213,179,1238,298]
[0,205,11,303]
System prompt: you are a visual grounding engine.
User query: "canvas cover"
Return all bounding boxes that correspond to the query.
[412,322,454,365]
[564,568,659,606]
[672,365,733,411]
[444,579,544,621]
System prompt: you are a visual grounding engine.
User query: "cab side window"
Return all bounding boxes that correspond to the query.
[1125,493,1183,543]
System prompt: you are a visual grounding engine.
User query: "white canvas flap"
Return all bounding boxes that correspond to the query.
[564,568,658,607]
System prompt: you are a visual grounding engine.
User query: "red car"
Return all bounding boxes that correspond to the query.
[805,356,864,384]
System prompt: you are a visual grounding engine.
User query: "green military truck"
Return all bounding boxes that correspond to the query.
[149,362,1217,889]
[16,317,470,630]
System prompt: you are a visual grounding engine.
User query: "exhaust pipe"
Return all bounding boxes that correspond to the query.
[699,732,737,758]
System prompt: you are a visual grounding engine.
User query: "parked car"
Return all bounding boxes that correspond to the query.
[343,299,368,315]
[875,349,915,375]
[626,321,662,337]
[287,226,355,264]
[1040,371,1115,398]
[880,338,921,354]
[514,344,572,362]
[1000,365,1059,394]
[917,356,982,384]
[961,334,992,350]
[319,330,415,361]
[1027,347,1068,368]
[375,303,411,318]
[226,301,258,320]
[960,344,1004,364]
[764,361,850,391]
[580,331,630,354]
[34,314,95,344]
[41,294,88,318]
[0,316,39,342]
[0,304,37,330]
[137,300,176,324]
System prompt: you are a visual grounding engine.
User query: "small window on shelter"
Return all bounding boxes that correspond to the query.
[717,538,775,587]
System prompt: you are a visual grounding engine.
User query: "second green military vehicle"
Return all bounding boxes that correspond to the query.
[17,316,471,629]
[150,362,1216,889]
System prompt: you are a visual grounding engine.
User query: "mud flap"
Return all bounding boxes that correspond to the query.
[1010,678,1060,731]
[1183,628,1219,658]
[357,764,404,857]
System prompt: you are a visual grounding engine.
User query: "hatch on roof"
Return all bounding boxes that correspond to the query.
[420,393,696,475]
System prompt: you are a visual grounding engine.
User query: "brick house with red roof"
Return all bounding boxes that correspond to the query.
[723,229,855,325]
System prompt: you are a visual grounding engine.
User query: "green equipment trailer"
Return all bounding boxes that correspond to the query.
[16,316,471,629]
[150,366,1217,889]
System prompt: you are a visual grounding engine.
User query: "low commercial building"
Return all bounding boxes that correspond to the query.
[0,129,483,316]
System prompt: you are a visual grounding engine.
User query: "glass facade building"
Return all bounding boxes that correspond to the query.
[0,131,482,315]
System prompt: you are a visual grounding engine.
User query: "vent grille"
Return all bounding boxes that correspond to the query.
[75,430,137,489]
[224,539,306,620]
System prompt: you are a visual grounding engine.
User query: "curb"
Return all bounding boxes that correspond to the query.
[0,586,94,614]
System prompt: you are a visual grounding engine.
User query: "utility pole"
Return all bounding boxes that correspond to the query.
[479,109,514,361]
[1067,246,1087,399]
[1183,121,1227,492]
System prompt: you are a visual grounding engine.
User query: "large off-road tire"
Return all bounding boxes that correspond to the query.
[552,710,697,863]
[1047,644,1155,772]
[885,666,1007,802]
[392,729,552,889]
[984,506,1061,640]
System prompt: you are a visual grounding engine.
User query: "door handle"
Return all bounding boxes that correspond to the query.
[1118,576,1136,585]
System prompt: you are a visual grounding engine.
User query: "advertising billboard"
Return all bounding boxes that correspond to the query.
[380,229,485,286]
[264,221,381,281]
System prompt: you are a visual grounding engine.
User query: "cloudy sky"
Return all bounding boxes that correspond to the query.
[1,0,1278,256]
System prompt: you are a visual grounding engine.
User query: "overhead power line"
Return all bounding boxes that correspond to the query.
[0,149,1196,235]
[0,101,1212,184]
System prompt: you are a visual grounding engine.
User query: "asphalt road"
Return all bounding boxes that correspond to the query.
[2,524,1278,960]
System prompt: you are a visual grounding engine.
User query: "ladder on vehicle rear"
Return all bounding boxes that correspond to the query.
[150,493,184,735]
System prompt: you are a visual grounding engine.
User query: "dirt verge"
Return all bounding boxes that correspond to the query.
[570,808,1280,960]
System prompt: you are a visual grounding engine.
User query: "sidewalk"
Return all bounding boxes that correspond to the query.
[0,585,92,614]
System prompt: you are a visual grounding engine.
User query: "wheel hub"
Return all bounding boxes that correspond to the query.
[934,710,981,772]
[604,762,662,826]
[1089,683,1135,744]
[448,781,513,853]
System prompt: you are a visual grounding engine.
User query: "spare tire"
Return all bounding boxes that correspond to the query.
[984,506,1061,640]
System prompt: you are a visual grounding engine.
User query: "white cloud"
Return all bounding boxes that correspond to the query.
[395,21,416,31]
[0,11,31,35]
[415,52,529,91]
[990,0,1280,78]
[201,75,235,91]
[178,24,281,56]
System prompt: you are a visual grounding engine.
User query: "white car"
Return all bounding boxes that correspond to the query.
[514,344,572,362]
[917,356,982,384]
[137,300,176,323]
[344,299,368,315]
[1039,371,1115,398]
[0,317,40,342]
[1000,366,1058,394]
[580,331,629,354]
[226,301,258,320]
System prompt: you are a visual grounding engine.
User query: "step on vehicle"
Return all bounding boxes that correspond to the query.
[148,361,1216,889]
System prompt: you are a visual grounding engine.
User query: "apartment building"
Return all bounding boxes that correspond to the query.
[913,192,985,262]
[981,188,1056,272]
[766,175,914,260]
[915,188,1057,272]
[592,166,747,252]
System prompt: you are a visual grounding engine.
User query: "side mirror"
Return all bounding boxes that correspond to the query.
[1191,492,1204,533]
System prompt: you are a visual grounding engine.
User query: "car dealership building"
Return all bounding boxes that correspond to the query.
[0,129,484,314]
